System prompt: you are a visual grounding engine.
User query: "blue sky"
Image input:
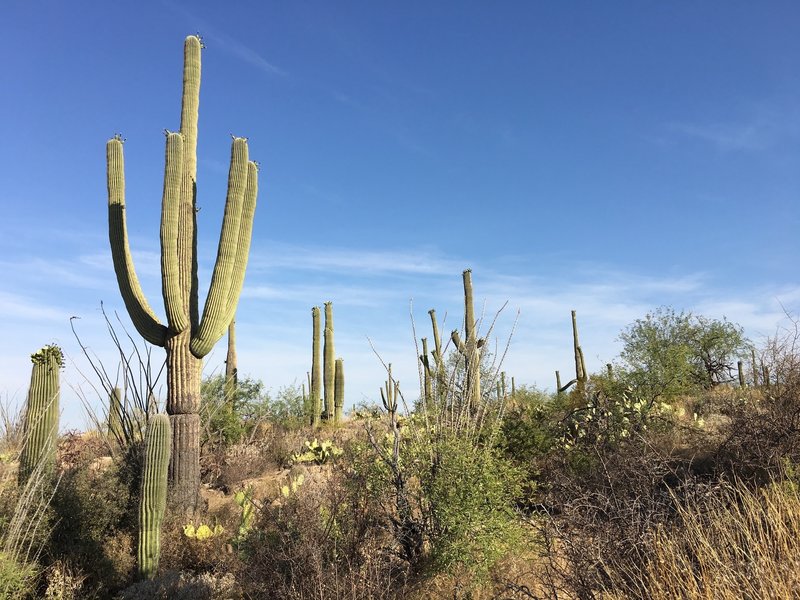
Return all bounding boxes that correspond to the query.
[1,2,798,429]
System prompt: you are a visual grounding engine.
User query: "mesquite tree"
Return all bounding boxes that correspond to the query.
[106,35,259,512]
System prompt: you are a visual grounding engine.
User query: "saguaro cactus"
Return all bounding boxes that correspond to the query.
[451,270,485,412]
[225,318,238,407]
[106,35,259,512]
[19,345,62,485]
[323,302,335,420]
[109,386,123,441]
[310,307,322,426]
[334,358,344,425]
[138,414,171,580]
[381,364,398,424]
[571,310,588,396]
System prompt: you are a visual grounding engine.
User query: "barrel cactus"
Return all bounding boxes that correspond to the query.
[138,414,171,580]
[19,345,63,485]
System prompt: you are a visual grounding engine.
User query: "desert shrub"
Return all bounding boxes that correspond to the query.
[47,439,135,594]
[115,569,238,600]
[240,460,408,599]
[200,375,266,447]
[0,551,38,598]
[417,433,526,578]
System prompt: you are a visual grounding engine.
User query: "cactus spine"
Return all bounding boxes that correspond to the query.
[451,270,485,412]
[19,345,63,485]
[106,36,259,512]
[310,307,322,426]
[334,358,344,425]
[138,414,171,580]
[323,302,335,420]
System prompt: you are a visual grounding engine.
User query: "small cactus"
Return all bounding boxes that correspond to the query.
[138,414,171,580]
[19,345,63,485]
[381,364,398,424]
[108,386,123,441]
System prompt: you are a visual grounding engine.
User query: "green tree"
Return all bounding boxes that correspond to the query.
[618,307,749,401]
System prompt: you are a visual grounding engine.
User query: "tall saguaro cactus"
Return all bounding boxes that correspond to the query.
[334,358,344,425]
[451,270,485,412]
[310,306,322,426]
[106,36,259,512]
[571,310,588,396]
[225,317,238,407]
[19,345,63,485]
[323,302,335,420]
[138,414,171,580]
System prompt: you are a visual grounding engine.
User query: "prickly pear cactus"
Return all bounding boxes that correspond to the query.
[19,345,63,485]
[138,414,171,580]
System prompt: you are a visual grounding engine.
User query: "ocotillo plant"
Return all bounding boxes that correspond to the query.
[334,358,344,425]
[451,269,485,412]
[310,307,322,426]
[138,414,171,580]
[19,345,63,486]
[106,36,259,512]
[323,302,335,420]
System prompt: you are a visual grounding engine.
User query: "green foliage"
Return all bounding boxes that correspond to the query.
[201,377,306,446]
[618,307,749,401]
[291,439,343,465]
[49,452,135,592]
[417,433,525,577]
[0,551,38,598]
[500,385,553,476]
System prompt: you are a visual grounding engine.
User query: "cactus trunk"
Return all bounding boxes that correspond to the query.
[310,307,322,426]
[106,36,259,513]
[225,318,238,406]
[19,345,62,485]
[451,270,484,412]
[334,358,344,425]
[323,302,335,420]
[138,414,171,580]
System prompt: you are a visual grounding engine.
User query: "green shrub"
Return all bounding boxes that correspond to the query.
[0,551,38,598]
[418,434,526,578]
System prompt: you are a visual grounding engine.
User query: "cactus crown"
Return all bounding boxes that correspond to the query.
[30,345,64,367]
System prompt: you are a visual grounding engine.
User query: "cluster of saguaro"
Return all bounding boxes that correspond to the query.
[308,302,344,425]
[451,269,485,412]
[381,364,398,423]
[555,310,588,396]
[19,345,63,485]
[106,35,259,512]
[138,414,171,580]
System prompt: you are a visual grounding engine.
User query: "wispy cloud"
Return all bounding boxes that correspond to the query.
[667,101,800,152]
[163,0,284,77]
[0,291,68,322]
[205,32,285,77]
[248,242,465,276]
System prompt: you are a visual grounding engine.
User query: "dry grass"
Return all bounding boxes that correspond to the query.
[603,478,800,599]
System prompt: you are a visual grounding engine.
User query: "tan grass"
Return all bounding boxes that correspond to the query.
[604,479,800,599]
